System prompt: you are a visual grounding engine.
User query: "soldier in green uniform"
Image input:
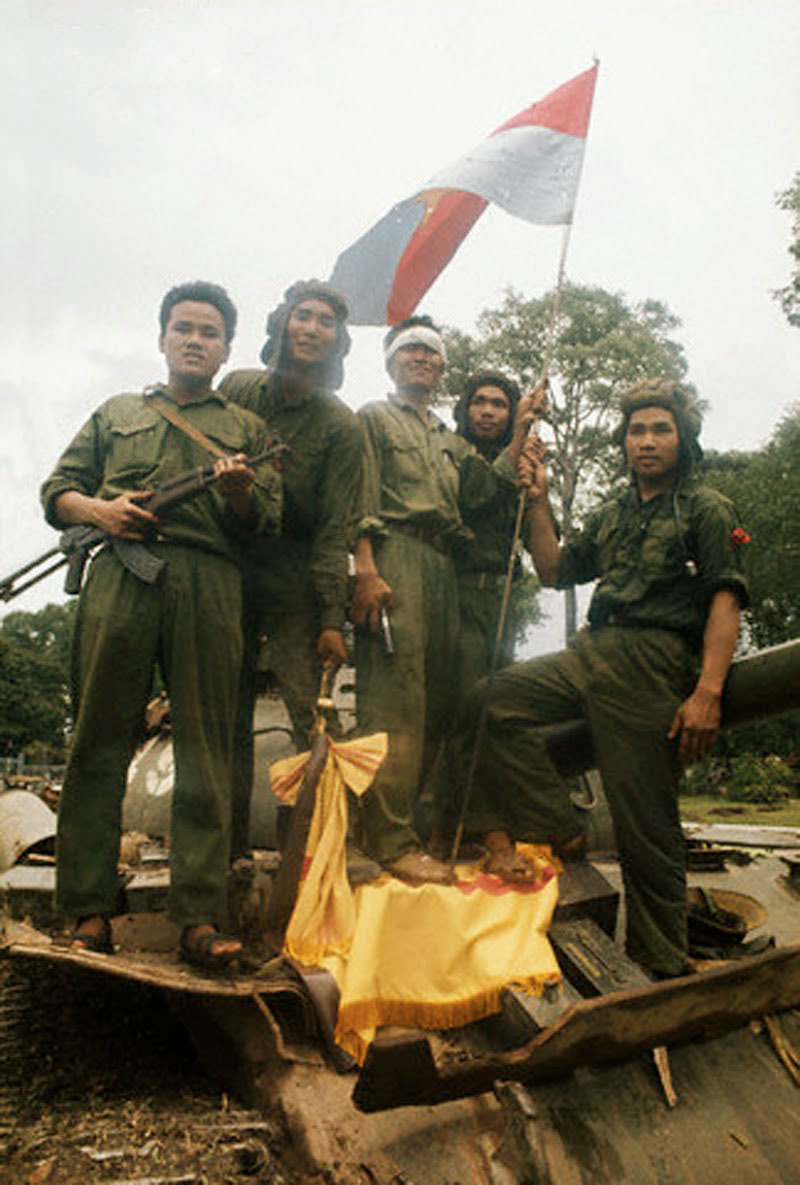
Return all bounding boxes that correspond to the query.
[456,379,748,977]
[41,281,282,967]
[220,280,364,859]
[452,371,524,685]
[351,318,527,885]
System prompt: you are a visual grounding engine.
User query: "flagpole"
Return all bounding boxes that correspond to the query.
[449,63,599,865]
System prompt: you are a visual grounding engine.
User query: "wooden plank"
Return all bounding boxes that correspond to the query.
[353,943,800,1111]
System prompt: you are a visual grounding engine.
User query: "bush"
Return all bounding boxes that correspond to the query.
[681,758,727,797]
[725,753,794,804]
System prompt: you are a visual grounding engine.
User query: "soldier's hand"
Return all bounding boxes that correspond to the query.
[317,628,348,667]
[350,572,393,632]
[521,379,549,422]
[667,686,723,765]
[509,379,548,465]
[517,436,549,500]
[215,453,254,496]
[215,454,255,520]
[94,490,158,540]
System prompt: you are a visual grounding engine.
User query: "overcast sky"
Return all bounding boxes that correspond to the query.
[3,0,799,643]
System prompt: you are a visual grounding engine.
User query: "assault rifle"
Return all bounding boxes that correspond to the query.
[1,437,287,602]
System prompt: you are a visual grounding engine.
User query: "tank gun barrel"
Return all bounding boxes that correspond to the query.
[542,638,800,777]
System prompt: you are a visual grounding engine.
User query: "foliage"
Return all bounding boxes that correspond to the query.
[506,563,544,653]
[0,601,76,757]
[725,753,794,805]
[680,757,727,798]
[773,172,800,328]
[441,283,692,636]
[703,407,800,649]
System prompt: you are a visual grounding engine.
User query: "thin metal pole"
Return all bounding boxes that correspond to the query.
[448,230,580,865]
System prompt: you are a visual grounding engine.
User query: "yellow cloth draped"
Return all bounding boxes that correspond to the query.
[321,844,561,1065]
[269,733,388,966]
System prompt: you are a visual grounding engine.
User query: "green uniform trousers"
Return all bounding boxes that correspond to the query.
[56,545,242,928]
[231,591,321,859]
[461,626,696,976]
[430,580,515,833]
[355,533,460,864]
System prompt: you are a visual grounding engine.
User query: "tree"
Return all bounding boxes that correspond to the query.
[703,406,800,649]
[0,601,76,758]
[774,172,800,328]
[442,283,691,637]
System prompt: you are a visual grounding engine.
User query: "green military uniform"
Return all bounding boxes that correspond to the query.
[41,386,281,927]
[456,489,522,688]
[219,369,364,853]
[356,394,516,864]
[461,475,748,976]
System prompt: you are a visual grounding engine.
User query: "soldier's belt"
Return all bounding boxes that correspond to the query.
[386,521,448,555]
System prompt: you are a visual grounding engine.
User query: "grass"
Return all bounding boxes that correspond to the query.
[679,794,800,828]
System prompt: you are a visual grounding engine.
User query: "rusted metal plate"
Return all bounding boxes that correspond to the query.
[353,943,800,1111]
[494,1013,800,1184]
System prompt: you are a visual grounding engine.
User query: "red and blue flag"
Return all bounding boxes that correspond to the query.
[330,64,598,325]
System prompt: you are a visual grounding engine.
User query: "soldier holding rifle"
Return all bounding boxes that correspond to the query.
[40,281,282,969]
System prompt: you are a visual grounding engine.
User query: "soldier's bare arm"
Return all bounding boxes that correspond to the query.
[667,588,741,764]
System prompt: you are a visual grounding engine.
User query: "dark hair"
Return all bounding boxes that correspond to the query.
[613,378,703,472]
[454,370,520,452]
[382,313,441,354]
[159,281,237,344]
[259,278,351,391]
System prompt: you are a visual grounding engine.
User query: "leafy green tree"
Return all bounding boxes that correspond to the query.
[442,283,691,637]
[703,407,800,649]
[702,412,800,766]
[774,172,800,328]
[0,601,76,758]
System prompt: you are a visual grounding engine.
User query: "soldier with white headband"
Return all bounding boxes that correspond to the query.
[351,315,528,884]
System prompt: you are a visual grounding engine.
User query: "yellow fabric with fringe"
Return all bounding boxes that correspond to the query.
[269,733,388,966]
[320,844,561,1065]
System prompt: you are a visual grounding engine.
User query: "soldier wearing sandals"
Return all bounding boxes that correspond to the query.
[456,379,749,977]
[351,317,530,885]
[41,281,282,969]
[220,280,364,861]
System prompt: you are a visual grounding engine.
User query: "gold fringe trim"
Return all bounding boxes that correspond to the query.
[335,971,561,1065]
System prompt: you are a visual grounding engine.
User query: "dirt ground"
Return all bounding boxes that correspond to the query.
[0,959,321,1185]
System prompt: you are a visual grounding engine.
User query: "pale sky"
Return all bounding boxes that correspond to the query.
[3,0,799,646]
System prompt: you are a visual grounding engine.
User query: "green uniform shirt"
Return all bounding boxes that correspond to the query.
[220,369,364,632]
[458,454,522,575]
[558,476,749,646]
[357,394,516,548]
[40,385,282,562]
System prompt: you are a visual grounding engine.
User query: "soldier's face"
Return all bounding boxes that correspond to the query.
[391,343,445,394]
[285,299,339,366]
[625,406,681,489]
[467,386,511,442]
[159,301,230,387]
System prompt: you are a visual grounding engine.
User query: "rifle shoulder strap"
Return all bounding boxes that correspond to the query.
[146,390,229,460]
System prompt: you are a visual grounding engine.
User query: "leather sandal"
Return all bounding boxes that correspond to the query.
[385,850,456,886]
[179,925,242,971]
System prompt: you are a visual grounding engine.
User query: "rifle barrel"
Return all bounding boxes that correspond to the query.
[0,547,64,602]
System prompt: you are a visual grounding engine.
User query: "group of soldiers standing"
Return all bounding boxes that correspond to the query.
[42,275,748,980]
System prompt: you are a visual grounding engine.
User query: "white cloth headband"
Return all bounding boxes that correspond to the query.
[384,326,447,365]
